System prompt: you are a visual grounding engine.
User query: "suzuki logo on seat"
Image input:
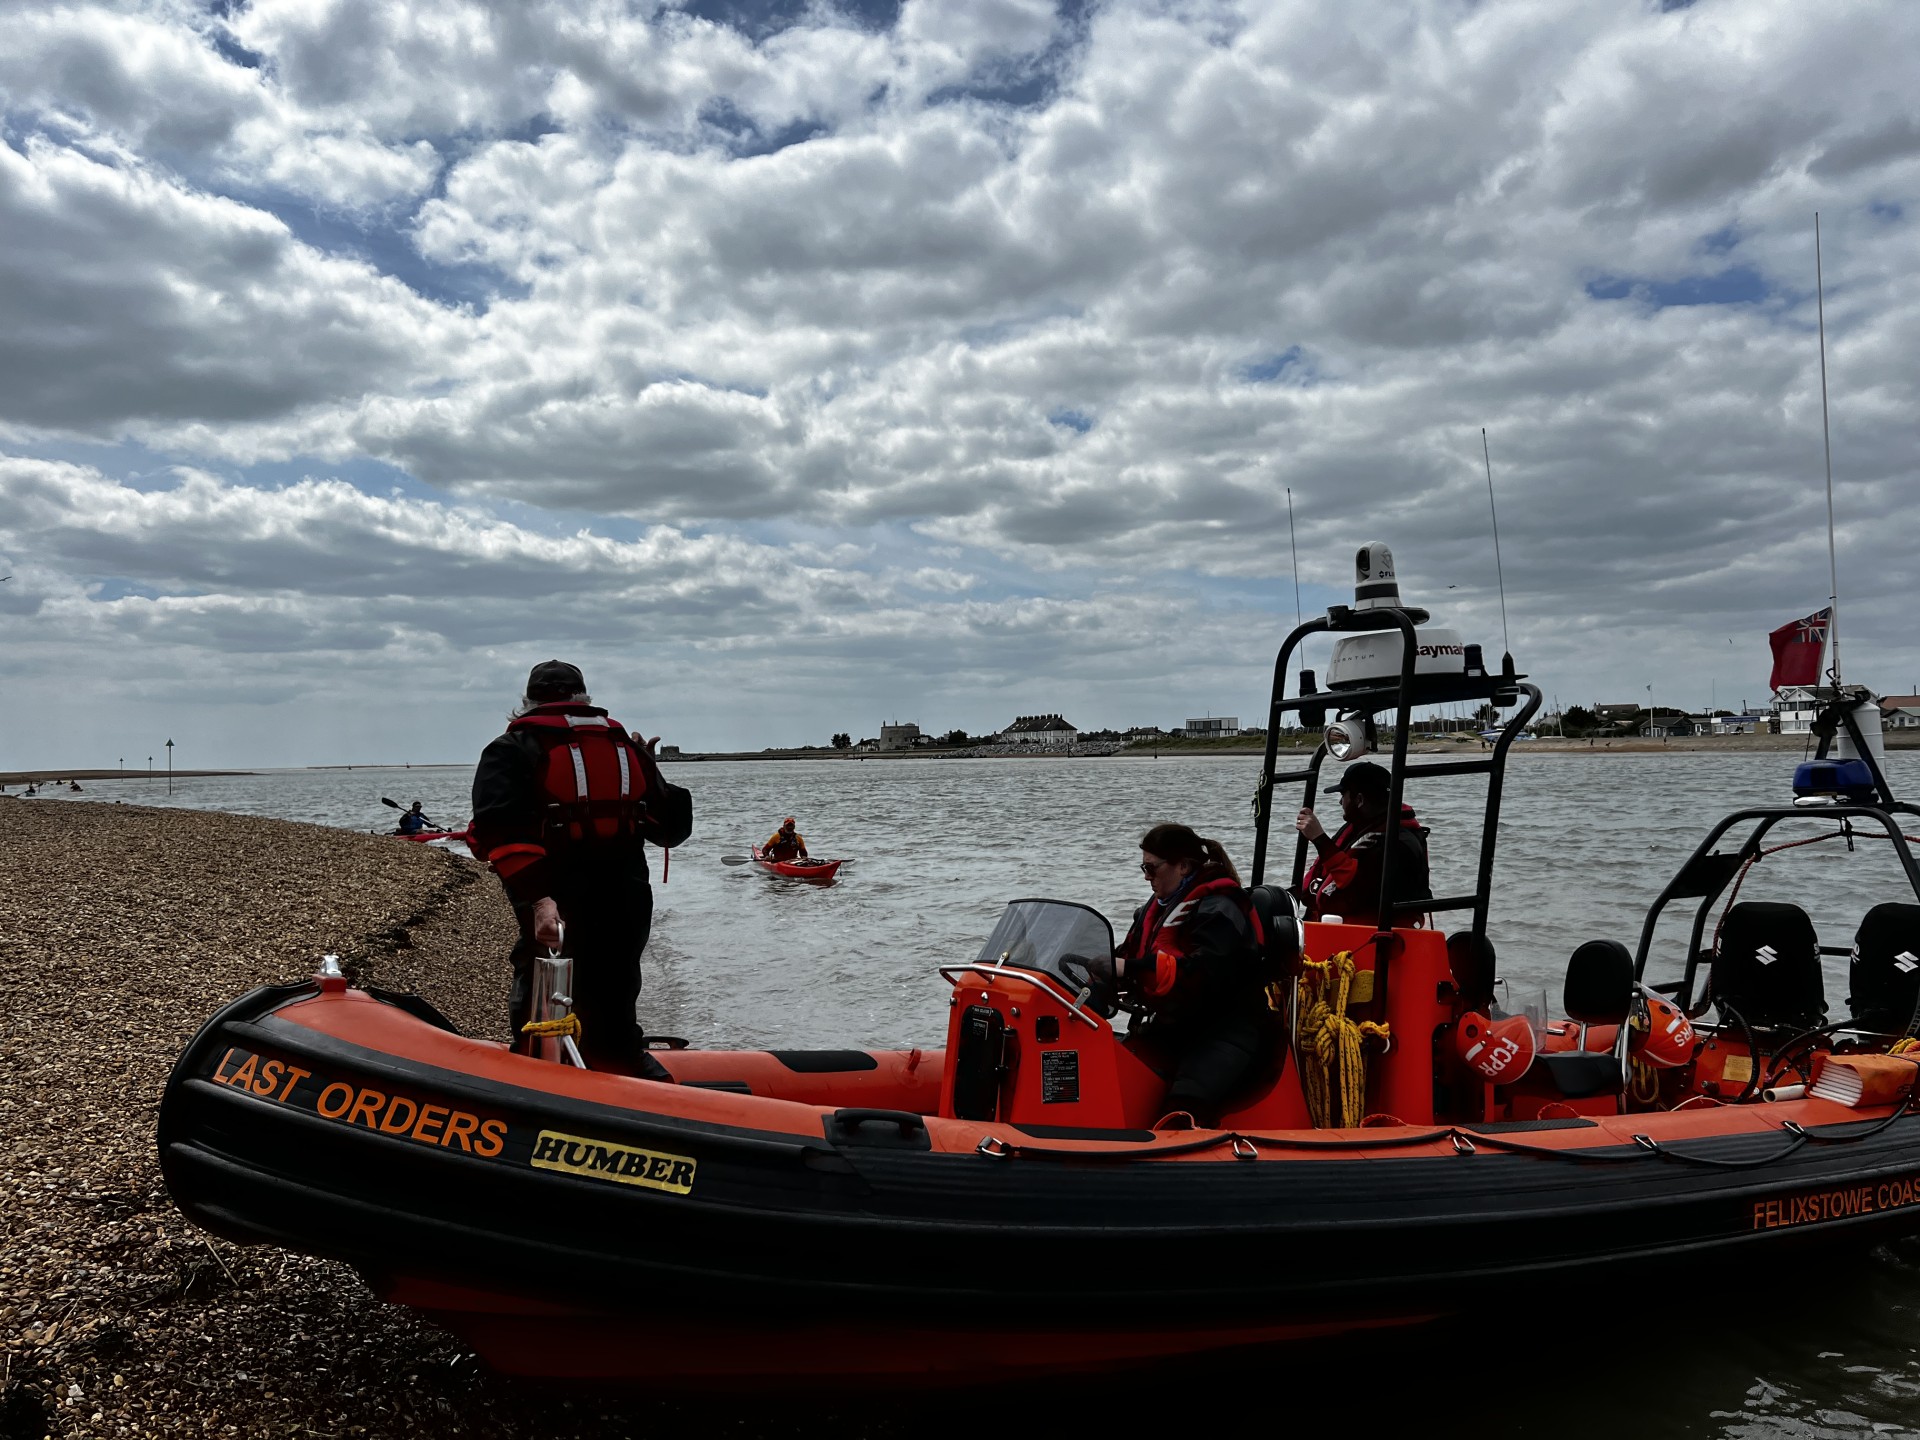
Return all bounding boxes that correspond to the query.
[1756,945,1779,967]
[1897,951,1919,974]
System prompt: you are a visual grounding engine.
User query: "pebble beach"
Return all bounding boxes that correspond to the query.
[0,799,807,1440]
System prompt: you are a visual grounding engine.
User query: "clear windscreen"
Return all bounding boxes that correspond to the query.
[973,899,1118,1014]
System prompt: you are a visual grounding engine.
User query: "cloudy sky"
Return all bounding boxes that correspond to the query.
[1,0,1915,767]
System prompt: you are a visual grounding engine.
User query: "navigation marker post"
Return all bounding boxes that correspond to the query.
[166,739,174,796]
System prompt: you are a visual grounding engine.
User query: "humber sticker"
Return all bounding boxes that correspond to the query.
[529,1129,697,1194]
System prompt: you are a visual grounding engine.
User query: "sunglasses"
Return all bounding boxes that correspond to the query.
[1140,857,1170,877]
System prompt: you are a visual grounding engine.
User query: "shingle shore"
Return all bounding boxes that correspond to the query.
[0,800,872,1439]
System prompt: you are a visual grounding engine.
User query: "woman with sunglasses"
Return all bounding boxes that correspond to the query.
[1113,823,1273,1129]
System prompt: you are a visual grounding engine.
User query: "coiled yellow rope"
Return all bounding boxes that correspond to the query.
[1628,1056,1662,1107]
[1296,951,1391,1128]
[520,1014,582,1038]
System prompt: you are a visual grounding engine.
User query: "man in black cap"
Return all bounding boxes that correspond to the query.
[1293,759,1431,927]
[470,660,693,1077]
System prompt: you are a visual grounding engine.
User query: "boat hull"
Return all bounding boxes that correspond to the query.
[158,982,1920,1383]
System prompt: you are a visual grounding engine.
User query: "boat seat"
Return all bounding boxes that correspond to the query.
[1248,885,1304,981]
[1536,940,1633,1098]
[1446,931,1496,1012]
[1710,901,1826,1030]
[1848,903,1920,1035]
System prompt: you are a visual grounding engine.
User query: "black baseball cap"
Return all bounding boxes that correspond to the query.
[1331,760,1391,796]
[526,659,585,698]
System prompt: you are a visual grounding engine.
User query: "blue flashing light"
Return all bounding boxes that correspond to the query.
[1792,758,1877,803]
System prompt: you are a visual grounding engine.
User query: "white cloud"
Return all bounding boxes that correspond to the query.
[0,0,1917,764]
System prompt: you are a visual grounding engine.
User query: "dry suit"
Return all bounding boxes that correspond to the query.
[471,702,693,1076]
[1299,803,1431,927]
[1117,873,1274,1125]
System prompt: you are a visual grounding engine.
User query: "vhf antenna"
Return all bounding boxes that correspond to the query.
[1815,212,1842,686]
[1286,487,1303,632]
[1481,428,1512,673]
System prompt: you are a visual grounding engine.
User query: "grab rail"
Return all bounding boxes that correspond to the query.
[936,964,1104,1029]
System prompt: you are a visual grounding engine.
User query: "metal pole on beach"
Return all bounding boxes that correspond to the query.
[166,739,174,796]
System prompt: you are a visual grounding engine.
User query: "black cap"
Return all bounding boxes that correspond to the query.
[526,659,585,699]
[1332,759,1391,796]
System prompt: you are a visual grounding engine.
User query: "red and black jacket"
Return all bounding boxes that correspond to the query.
[470,704,693,905]
[1299,803,1430,926]
[1117,875,1267,1025]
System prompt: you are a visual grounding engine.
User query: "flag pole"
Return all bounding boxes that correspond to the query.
[1815,212,1841,686]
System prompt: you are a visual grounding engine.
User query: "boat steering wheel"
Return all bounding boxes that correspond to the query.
[1058,955,1140,1018]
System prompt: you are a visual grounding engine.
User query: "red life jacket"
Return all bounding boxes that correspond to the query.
[506,704,652,845]
[1127,876,1265,999]
[1301,802,1425,921]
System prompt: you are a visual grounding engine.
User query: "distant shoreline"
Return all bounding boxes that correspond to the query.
[4,732,1911,784]
[664,732,1920,761]
[0,768,253,785]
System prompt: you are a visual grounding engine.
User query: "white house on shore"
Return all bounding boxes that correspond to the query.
[1773,686,1822,734]
[998,714,1079,747]
[1882,696,1920,730]
[1181,716,1240,738]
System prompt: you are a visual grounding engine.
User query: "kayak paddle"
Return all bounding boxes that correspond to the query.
[382,795,439,828]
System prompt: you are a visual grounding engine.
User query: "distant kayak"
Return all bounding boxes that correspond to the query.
[750,845,843,881]
[399,828,470,845]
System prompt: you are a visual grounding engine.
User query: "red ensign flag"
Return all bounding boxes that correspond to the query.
[1768,608,1831,691]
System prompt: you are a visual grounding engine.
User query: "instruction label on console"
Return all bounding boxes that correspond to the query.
[1041,1050,1080,1104]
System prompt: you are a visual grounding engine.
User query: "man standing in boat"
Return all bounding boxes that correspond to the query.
[470,660,693,1079]
[1294,760,1431,926]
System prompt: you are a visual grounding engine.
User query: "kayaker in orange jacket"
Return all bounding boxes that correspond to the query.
[762,818,808,862]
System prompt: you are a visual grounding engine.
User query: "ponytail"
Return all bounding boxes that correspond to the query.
[1139,823,1241,886]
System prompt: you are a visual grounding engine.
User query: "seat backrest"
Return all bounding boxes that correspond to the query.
[1849,903,1920,1034]
[1563,940,1633,1025]
[1446,931,1496,1012]
[1712,901,1825,1029]
[1248,885,1303,980]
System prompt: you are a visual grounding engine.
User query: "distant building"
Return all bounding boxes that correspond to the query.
[1594,703,1642,731]
[1774,686,1821,735]
[878,722,922,752]
[998,714,1079,747]
[1181,716,1241,738]
[1881,696,1920,731]
[658,744,682,758]
[1711,715,1763,736]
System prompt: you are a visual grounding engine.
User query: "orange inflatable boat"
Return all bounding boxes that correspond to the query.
[158,543,1920,1384]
